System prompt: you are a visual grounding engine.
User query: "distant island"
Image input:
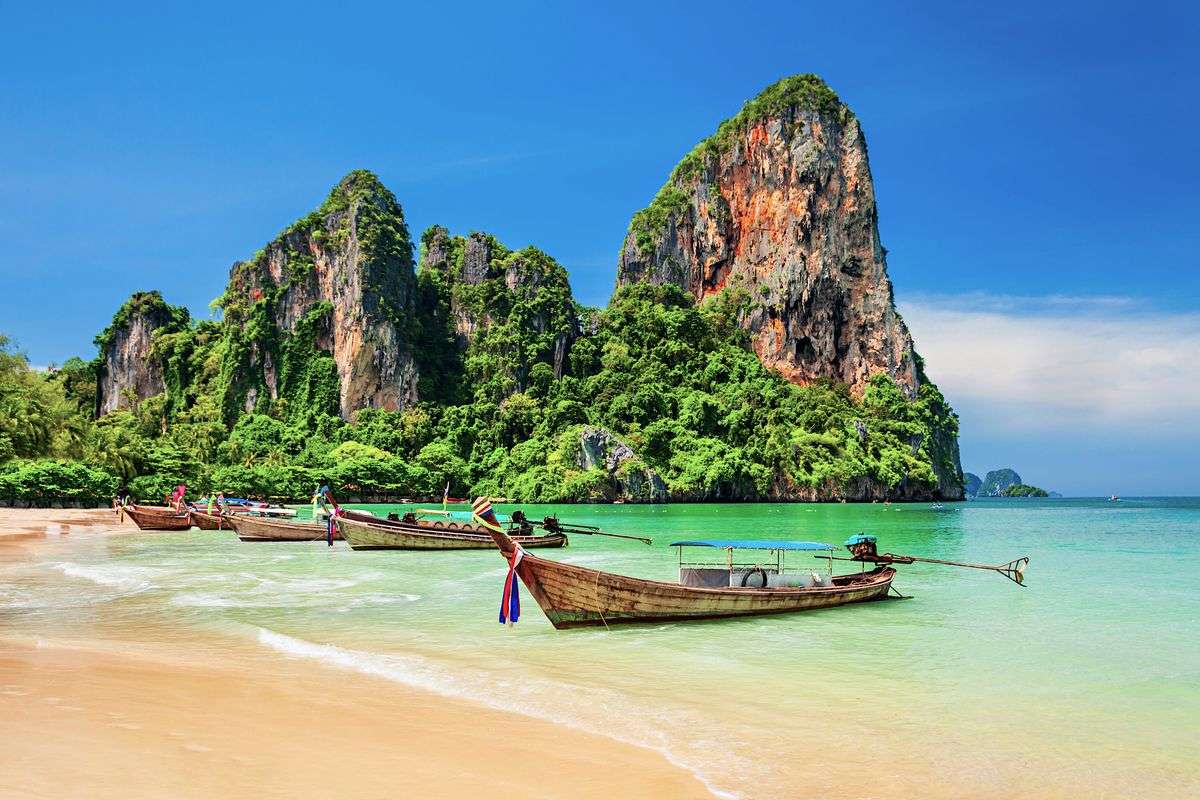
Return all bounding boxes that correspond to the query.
[963,468,1053,498]
[1001,484,1049,497]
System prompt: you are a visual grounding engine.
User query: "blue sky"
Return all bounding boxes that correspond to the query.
[2,1,1196,494]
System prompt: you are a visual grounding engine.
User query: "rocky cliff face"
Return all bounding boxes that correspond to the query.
[577,426,667,502]
[618,75,963,498]
[220,171,419,420]
[978,468,1022,497]
[417,226,579,398]
[618,75,918,398]
[95,291,189,416]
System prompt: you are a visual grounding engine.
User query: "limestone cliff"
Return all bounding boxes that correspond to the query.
[219,171,418,420]
[416,226,579,402]
[977,468,1022,497]
[618,75,962,498]
[618,75,917,396]
[94,291,189,416]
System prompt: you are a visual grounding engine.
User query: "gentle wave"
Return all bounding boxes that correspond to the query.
[255,627,740,799]
[54,562,158,593]
[171,591,420,609]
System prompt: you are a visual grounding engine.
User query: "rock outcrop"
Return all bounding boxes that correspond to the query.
[95,291,189,415]
[617,75,917,397]
[617,74,962,497]
[577,426,667,502]
[963,472,983,498]
[417,226,579,395]
[977,468,1022,497]
[221,171,419,419]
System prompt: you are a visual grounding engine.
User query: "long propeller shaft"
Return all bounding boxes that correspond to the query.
[827,553,1029,585]
[533,519,651,545]
[903,555,1030,585]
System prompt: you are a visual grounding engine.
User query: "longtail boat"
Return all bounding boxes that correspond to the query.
[336,514,567,551]
[340,508,535,536]
[189,510,230,530]
[122,504,193,531]
[227,515,340,542]
[337,507,652,545]
[196,497,297,517]
[485,528,896,629]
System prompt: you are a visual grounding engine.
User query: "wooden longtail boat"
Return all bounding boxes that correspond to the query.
[340,508,533,536]
[336,514,567,551]
[228,515,340,542]
[338,507,652,544]
[189,510,229,530]
[123,504,193,531]
[485,529,895,629]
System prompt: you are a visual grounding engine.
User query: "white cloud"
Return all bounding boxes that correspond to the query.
[899,294,1200,433]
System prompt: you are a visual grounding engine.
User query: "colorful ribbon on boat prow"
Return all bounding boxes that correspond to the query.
[499,547,524,625]
[471,496,503,533]
[471,496,521,624]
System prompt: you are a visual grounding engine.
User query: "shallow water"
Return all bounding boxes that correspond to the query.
[3,498,1198,798]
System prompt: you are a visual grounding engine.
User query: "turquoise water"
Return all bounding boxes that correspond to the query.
[4,498,1198,798]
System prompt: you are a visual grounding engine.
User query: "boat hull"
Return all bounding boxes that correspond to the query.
[490,531,895,628]
[228,515,339,542]
[336,516,567,551]
[340,509,512,536]
[123,505,192,531]
[189,510,230,530]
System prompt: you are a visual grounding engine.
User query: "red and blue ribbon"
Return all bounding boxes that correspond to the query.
[499,547,524,624]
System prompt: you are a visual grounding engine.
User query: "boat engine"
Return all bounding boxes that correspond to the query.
[845,534,879,560]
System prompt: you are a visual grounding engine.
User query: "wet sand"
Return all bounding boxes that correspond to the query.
[0,509,713,799]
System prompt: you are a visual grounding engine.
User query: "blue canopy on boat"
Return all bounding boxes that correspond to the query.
[670,539,834,552]
[844,534,876,546]
[416,509,512,524]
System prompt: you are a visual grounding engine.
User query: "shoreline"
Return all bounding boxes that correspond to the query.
[0,496,979,511]
[0,509,714,799]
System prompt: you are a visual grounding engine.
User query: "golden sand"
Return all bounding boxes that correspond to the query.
[0,509,713,799]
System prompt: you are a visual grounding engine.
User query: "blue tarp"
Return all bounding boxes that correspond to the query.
[844,534,876,546]
[670,539,834,552]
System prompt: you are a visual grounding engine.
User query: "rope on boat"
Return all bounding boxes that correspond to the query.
[593,570,610,631]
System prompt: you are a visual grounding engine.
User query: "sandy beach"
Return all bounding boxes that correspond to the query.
[0,509,712,800]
